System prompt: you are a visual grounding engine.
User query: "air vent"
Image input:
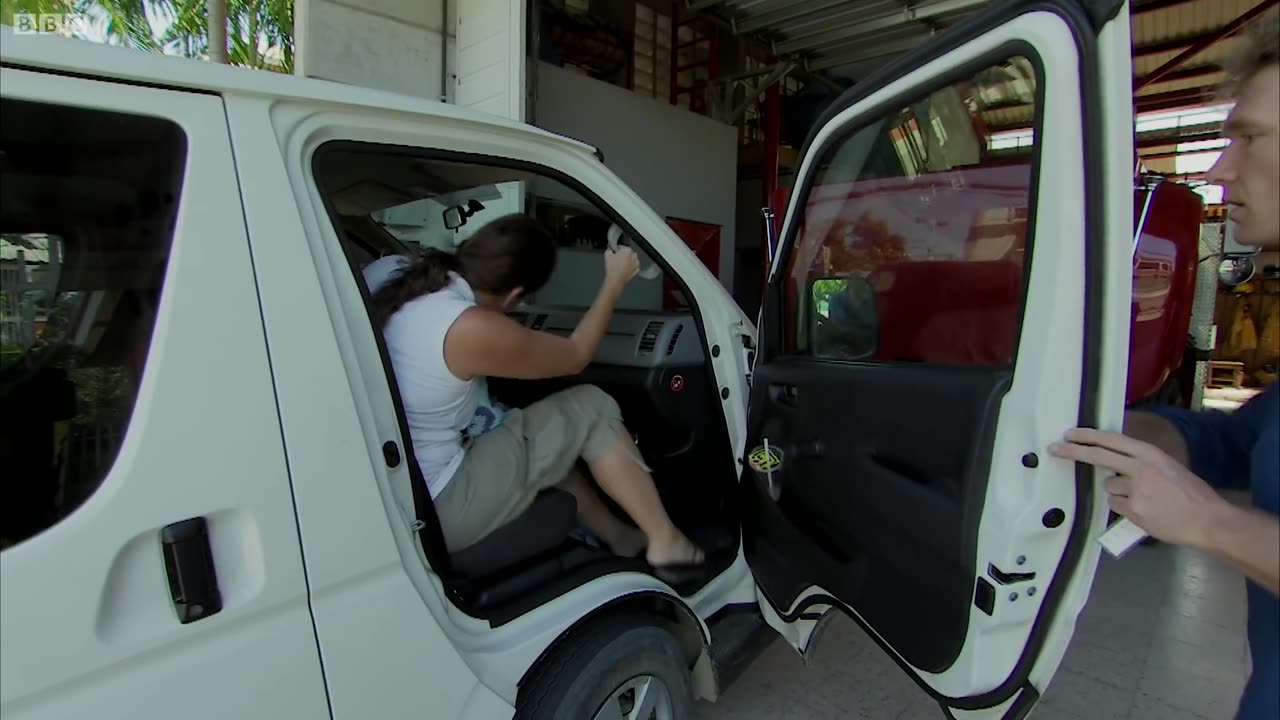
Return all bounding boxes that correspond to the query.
[665,323,684,356]
[638,320,664,354]
[529,314,548,331]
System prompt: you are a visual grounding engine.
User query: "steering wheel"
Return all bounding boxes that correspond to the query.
[607,223,661,280]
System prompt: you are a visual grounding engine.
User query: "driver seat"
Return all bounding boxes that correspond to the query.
[449,489,578,577]
[346,252,599,612]
[446,489,605,610]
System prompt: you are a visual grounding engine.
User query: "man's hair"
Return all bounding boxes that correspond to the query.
[1219,6,1280,98]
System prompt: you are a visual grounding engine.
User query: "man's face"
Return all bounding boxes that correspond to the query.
[1207,64,1280,249]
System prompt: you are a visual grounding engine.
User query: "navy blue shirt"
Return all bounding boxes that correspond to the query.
[1150,381,1279,720]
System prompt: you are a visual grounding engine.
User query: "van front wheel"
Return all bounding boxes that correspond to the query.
[514,615,695,720]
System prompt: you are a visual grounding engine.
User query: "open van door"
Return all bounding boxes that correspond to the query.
[740,2,1134,718]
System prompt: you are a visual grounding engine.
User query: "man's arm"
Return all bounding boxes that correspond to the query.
[1051,422,1279,597]
[1123,384,1278,490]
[1198,500,1280,595]
[1123,410,1190,467]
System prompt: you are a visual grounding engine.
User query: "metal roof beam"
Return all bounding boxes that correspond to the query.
[1139,65,1224,86]
[1135,0,1278,91]
[767,0,899,44]
[687,0,773,10]
[1137,130,1223,149]
[1139,148,1223,162]
[775,0,985,55]
[807,33,932,71]
[1135,31,1228,59]
[734,0,850,35]
[1132,0,1202,15]
[1135,86,1219,113]
[1135,120,1225,142]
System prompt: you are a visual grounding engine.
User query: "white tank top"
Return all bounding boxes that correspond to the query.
[369,260,502,498]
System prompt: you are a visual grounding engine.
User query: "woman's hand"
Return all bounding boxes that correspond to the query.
[603,247,640,289]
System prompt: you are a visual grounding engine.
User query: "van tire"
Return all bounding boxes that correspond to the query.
[514,614,695,720]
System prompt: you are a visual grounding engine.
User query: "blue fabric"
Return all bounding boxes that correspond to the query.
[1147,381,1279,720]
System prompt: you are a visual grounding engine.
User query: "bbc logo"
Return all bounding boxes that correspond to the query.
[12,12,92,36]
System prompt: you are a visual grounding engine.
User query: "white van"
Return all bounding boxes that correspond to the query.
[0,1,1137,718]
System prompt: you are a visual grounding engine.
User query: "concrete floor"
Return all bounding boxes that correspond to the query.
[698,539,1251,720]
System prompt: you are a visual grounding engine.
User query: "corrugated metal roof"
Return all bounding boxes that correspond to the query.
[693,0,1265,114]
[1131,0,1261,104]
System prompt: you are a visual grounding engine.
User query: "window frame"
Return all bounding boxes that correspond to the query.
[305,140,726,618]
[0,97,190,546]
[773,42,1048,371]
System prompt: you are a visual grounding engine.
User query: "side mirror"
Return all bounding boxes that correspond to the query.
[809,275,878,360]
[1219,255,1256,287]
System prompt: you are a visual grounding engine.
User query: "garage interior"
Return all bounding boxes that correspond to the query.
[295,0,1275,717]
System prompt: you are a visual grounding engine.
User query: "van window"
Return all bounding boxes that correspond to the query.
[785,56,1039,366]
[0,98,185,550]
[313,148,668,311]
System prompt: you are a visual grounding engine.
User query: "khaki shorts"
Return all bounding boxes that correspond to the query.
[432,384,645,553]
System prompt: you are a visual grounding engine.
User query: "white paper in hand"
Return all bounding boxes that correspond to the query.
[1098,517,1149,558]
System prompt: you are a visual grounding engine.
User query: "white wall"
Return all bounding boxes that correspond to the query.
[295,0,456,101]
[532,62,739,293]
[454,0,526,120]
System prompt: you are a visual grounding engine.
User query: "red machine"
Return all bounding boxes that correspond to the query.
[1127,177,1203,406]
[774,173,1203,408]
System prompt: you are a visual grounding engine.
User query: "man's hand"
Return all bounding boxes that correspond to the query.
[1048,428,1231,548]
[1050,426,1280,595]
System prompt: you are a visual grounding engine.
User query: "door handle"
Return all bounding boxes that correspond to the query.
[160,517,223,624]
[769,383,800,405]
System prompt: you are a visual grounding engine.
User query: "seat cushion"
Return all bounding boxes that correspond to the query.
[449,489,578,578]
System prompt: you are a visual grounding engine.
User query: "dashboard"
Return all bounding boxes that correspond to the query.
[508,307,705,368]
[493,307,716,466]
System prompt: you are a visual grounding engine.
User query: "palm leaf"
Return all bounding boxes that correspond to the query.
[1,0,77,27]
[90,0,161,51]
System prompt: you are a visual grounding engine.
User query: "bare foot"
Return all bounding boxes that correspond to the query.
[645,529,705,568]
[607,526,647,558]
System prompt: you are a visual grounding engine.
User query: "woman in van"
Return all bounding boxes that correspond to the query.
[368,214,705,577]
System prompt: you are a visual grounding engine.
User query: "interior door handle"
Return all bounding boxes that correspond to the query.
[160,517,223,624]
[769,383,800,405]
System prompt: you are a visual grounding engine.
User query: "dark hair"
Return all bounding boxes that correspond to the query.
[369,214,557,329]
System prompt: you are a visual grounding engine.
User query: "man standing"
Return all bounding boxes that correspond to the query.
[1050,9,1279,720]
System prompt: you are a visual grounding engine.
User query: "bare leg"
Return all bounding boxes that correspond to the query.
[586,430,704,568]
[558,468,646,557]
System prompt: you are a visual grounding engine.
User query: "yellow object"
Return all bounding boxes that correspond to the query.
[1259,301,1279,358]
[1225,302,1258,355]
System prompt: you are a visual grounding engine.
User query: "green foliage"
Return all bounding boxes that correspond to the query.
[69,364,133,425]
[810,278,847,318]
[0,0,75,26]
[2,0,293,73]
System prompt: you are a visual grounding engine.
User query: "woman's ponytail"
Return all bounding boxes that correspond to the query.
[370,248,461,330]
[369,214,556,329]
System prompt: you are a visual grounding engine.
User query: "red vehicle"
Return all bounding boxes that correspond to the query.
[1128,176,1203,407]
[784,171,1203,409]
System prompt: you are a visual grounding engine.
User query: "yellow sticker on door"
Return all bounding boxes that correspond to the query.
[747,444,784,473]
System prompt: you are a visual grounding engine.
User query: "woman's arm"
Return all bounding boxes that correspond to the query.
[444,247,640,380]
